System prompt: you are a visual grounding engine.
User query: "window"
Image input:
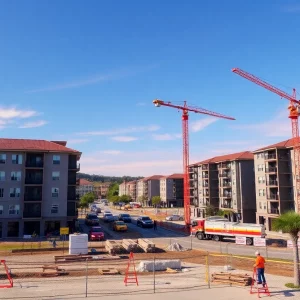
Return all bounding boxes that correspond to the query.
[0,154,6,164]
[0,205,3,215]
[52,188,59,197]
[51,204,58,214]
[258,176,265,184]
[0,188,3,198]
[52,171,60,181]
[259,202,262,209]
[232,179,235,185]
[53,155,60,165]
[10,188,20,197]
[11,171,21,181]
[257,164,264,172]
[258,189,265,197]
[8,205,20,215]
[12,154,22,164]
[0,171,5,181]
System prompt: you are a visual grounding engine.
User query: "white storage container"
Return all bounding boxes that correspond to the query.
[69,234,88,255]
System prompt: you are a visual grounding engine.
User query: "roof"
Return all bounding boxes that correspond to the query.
[141,175,165,181]
[0,138,81,155]
[192,151,254,165]
[253,139,293,152]
[161,173,184,179]
[79,179,93,186]
[126,180,137,185]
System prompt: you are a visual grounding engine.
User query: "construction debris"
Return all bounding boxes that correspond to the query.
[41,265,68,277]
[136,259,181,272]
[98,268,119,275]
[166,267,178,273]
[122,239,140,252]
[211,272,252,286]
[166,242,187,252]
[105,240,124,255]
[138,238,156,253]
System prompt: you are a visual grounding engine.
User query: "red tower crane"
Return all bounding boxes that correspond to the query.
[232,68,300,212]
[153,99,235,225]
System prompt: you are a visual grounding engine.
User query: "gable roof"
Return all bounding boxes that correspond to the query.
[253,139,293,152]
[142,175,165,181]
[0,138,81,155]
[161,173,184,179]
[79,179,93,186]
[192,151,254,165]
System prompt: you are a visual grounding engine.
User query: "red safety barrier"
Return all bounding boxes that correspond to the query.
[0,260,13,288]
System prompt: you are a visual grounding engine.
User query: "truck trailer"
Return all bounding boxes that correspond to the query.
[191,216,265,245]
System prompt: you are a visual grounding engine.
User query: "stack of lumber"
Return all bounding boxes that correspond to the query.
[105,240,124,254]
[122,239,140,252]
[98,268,119,275]
[42,265,68,277]
[211,272,252,286]
[138,238,156,253]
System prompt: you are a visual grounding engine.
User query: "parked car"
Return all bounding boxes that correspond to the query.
[112,221,128,231]
[118,213,132,223]
[85,213,100,226]
[136,216,154,228]
[91,206,101,214]
[165,214,184,221]
[103,213,115,222]
[88,226,105,241]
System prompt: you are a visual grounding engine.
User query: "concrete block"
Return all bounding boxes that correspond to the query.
[136,259,181,272]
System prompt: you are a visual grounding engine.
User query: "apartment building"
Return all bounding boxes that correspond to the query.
[0,138,81,238]
[93,182,110,199]
[119,181,128,197]
[137,175,163,205]
[77,179,94,198]
[190,151,256,223]
[160,174,184,207]
[253,139,295,231]
[127,181,137,201]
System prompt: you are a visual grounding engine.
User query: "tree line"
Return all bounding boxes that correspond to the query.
[77,173,143,183]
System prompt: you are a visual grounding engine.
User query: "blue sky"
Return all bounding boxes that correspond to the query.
[0,0,299,176]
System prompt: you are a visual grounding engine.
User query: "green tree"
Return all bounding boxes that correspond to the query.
[110,195,120,203]
[205,205,216,217]
[107,182,119,201]
[273,211,300,287]
[151,196,161,207]
[119,194,131,203]
[79,193,95,214]
[138,195,148,206]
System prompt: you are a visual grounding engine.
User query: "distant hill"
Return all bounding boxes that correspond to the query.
[77,173,143,184]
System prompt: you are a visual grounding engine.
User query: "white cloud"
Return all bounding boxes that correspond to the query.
[152,133,181,141]
[25,64,159,93]
[78,125,160,136]
[99,150,122,155]
[231,110,290,138]
[0,107,38,119]
[67,139,89,145]
[19,120,47,129]
[111,136,138,142]
[190,117,217,132]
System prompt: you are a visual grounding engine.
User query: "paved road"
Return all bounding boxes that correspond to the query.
[90,205,294,261]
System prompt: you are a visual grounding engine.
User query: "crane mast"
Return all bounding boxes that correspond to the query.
[153,99,235,226]
[232,68,300,213]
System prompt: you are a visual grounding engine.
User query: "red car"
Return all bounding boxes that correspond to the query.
[89,226,105,241]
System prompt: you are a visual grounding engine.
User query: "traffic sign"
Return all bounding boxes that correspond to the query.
[60,227,69,235]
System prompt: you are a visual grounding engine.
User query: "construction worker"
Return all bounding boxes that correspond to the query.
[253,251,266,286]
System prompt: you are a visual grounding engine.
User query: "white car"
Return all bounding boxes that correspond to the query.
[103,213,114,222]
[166,214,184,221]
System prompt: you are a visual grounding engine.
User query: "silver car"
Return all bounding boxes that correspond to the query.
[165,214,184,221]
[103,213,114,222]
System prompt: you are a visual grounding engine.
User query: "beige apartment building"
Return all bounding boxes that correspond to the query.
[190,151,256,223]
[118,180,137,201]
[0,138,81,238]
[160,174,184,207]
[76,179,94,198]
[137,175,163,205]
[93,182,110,199]
[253,139,295,231]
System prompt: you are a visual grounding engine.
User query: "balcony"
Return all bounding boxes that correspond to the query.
[202,174,209,178]
[221,193,232,198]
[221,203,233,209]
[67,202,77,217]
[266,180,278,186]
[26,153,44,168]
[265,154,276,160]
[221,182,232,187]
[219,172,231,178]
[219,163,231,169]
[267,194,279,200]
[268,207,280,215]
[25,177,43,185]
[24,187,42,201]
[265,167,277,173]
[23,203,41,218]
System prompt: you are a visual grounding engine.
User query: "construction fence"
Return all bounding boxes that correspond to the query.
[0,248,297,299]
